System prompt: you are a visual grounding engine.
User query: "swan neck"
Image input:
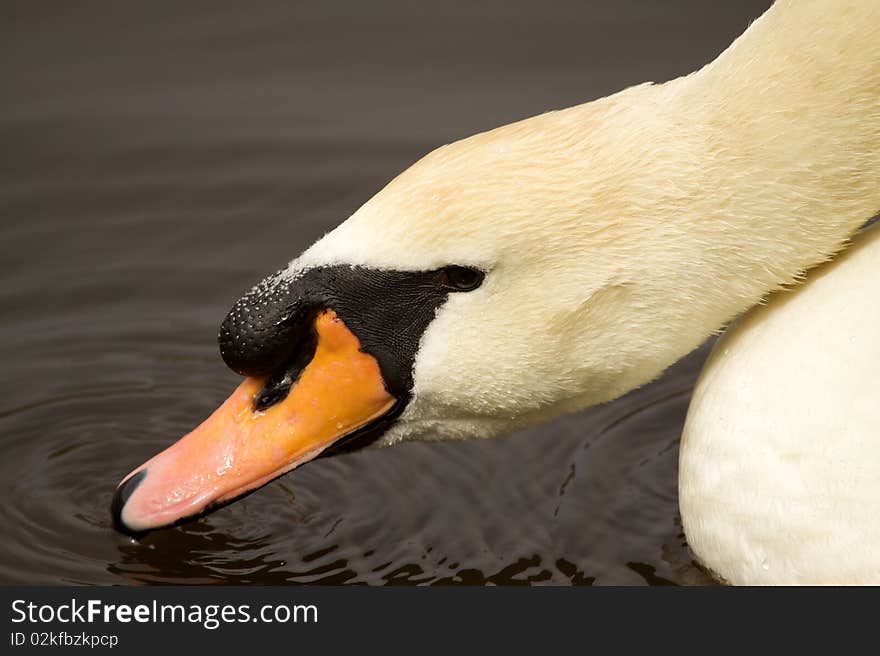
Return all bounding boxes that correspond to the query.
[687,0,880,151]
[583,0,880,394]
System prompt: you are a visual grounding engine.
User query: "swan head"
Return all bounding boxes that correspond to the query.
[112,84,715,534]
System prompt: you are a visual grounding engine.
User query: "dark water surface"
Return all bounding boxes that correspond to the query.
[1,1,771,585]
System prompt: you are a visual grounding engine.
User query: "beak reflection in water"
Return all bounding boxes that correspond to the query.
[111,309,395,535]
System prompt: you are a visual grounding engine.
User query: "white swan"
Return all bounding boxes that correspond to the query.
[112,0,880,583]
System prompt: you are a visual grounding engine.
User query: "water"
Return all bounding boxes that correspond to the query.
[0,0,771,585]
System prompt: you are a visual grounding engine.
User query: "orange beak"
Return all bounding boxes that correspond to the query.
[111,309,396,534]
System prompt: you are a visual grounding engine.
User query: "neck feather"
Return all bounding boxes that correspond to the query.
[667,0,880,305]
[587,0,880,394]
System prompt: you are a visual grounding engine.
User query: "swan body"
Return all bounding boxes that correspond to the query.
[114,0,880,584]
[680,223,880,585]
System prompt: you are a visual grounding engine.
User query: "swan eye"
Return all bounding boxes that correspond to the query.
[439,265,484,292]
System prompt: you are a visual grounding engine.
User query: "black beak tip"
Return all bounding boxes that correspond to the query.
[110,469,148,538]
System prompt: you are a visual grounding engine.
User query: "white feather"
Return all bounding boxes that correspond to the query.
[681,223,880,585]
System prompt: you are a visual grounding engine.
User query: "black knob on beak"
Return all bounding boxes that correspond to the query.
[218,270,311,377]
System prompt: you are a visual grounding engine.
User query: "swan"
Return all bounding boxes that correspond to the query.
[112,0,880,583]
